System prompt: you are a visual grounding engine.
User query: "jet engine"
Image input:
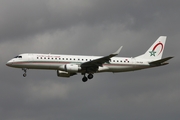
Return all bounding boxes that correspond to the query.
[59,64,80,72]
[57,70,76,77]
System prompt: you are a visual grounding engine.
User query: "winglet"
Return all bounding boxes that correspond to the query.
[112,46,123,56]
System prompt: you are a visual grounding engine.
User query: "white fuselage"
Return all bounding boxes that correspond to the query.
[7,53,150,73]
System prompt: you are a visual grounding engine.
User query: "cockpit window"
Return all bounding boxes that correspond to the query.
[14,56,22,58]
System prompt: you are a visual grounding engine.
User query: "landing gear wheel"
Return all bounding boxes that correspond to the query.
[88,74,93,79]
[23,73,26,77]
[82,76,88,82]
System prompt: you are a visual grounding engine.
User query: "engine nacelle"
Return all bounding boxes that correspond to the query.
[59,64,80,72]
[57,70,74,77]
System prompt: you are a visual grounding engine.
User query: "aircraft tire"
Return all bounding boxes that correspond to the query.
[82,76,88,82]
[88,74,93,79]
[23,73,26,77]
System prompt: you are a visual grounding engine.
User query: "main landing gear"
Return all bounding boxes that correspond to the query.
[82,73,93,82]
[22,68,27,77]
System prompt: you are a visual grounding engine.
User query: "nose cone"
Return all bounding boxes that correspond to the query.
[6,60,13,67]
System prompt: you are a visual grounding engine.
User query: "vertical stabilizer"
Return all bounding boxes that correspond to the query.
[135,36,167,60]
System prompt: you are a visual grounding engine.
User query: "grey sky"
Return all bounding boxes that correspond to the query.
[1,0,179,120]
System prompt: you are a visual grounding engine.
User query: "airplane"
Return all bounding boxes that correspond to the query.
[6,36,173,82]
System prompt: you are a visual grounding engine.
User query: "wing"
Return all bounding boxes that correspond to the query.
[80,46,123,73]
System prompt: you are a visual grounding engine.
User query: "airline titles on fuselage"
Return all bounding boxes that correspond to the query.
[35,54,131,64]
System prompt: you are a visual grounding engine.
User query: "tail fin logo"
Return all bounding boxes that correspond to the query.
[149,42,164,57]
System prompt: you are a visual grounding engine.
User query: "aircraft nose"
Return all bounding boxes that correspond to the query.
[6,60,13,66]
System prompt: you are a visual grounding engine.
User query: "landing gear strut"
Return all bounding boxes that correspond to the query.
[82,73,94,82]
[22,68,27,77]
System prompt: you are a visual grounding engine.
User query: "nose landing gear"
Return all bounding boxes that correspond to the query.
[22,68,27,77]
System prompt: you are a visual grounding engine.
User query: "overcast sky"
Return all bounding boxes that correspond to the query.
[0,0,179,120]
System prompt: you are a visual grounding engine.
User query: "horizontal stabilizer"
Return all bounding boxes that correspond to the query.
[149,57,173,66]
